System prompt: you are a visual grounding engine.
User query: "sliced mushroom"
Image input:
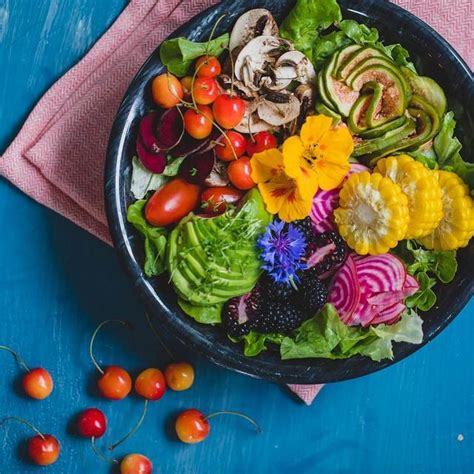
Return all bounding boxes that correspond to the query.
[257,94,301,126]
[234,36,293,83]
[273,51,317,89]
[234,99,275,133]
[229,9,278,52]
[204,158,229,187]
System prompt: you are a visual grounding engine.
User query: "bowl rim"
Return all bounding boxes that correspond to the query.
[105,0,474,384]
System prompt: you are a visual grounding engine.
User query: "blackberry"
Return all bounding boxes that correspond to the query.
[305,231,347,278]
[292,217,314,241]
[254,300,305,334]
[259,274,296,301]
[294,267,328,314]
[222,286,263,337]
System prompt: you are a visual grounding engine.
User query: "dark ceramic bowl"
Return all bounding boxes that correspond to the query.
[105,0,474,384]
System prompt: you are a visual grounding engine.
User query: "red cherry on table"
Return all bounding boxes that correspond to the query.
[246,131,277,156]
[212,94,246,129]
[175,409,261,444]
[120,453,153,474]
[165,362,194,391]
[22,368,54,400]
[135,368,166,401]
[77,408,107,438]
[28,434,60,466]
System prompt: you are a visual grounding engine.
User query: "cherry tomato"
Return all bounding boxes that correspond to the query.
[201,187,243,215]
[77,408,107,438]
[212,94,246,129]
[151,73,183,109]
[97,366,132,400]
[175,409,210,444]
[246,131,277,156]
[22,368,53,400]
[192,77,219,105]
[135,368,166,401]
[215,131,247,161]
[228,157,255,190]
[165,362,194,391]
[121,453,153,474]
[180,76,193,97]
[195,55,221,78]
[28,434,60,466]
[184,105,213,139]
[145,178,201,226]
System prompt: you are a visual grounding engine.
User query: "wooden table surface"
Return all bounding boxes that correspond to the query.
[0,1,473,473]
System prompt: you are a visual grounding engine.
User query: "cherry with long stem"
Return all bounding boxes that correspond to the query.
[0,345,30,372]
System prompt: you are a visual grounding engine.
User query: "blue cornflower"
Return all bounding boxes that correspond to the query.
[258,220,307,285]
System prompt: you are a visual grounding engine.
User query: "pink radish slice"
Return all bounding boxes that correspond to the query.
[354,254,407,293]
[370,302,406,325]
[328,256,361,324]
[310,188,339,224]
[136,136,167,174]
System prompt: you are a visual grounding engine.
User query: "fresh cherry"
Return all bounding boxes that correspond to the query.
[0,345,53,400]
[212,94,246,129]
[120,453,153,474]
[195,55,221,78]
[192,77,219,105]
[0,417,60,466]
[215,131,247,161]
[77,408,107,438]
[175,409,261,444]
[165,362,194,391]
[135,368,166,401]
[246,131,277,156]
[89,320,133,400]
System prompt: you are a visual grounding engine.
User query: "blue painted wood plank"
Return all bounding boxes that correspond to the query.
[0,1,472,473]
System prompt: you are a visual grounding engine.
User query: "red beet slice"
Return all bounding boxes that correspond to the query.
[354,254,407,293]
[179,150,215,184]
[136,136,166,174]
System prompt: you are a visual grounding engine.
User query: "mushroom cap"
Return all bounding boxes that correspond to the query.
[275,51,317,85]
[229,9,278,52]
[257,94,301,126]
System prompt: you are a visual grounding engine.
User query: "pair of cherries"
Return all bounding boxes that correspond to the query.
[0,345,60,466]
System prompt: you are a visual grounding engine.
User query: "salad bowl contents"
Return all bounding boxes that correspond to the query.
[106,0,474,383]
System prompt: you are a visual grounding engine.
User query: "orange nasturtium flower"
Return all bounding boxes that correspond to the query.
[250,115,354,222]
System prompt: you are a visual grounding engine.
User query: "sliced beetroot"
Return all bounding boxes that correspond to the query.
[157,107,185,148]
[171,128,219,158]
[310,188,339,225]
[139,112,162,152]
[348,162,370,175]
[136,136,167,174]
[370,302,406,325]
[179,150,215,184]
[305,231,347,279]
[312,218,336,233]
[328,256,361,324]
[403,274,420,297]
[354,254,407,293]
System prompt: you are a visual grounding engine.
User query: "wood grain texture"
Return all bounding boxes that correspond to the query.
[0,1,473,473]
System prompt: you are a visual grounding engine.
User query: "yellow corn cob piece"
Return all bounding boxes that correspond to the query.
[418,170,474,250]
[334,171,409,255]
[375,154,443,239]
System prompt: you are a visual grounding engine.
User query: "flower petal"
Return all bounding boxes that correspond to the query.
[282,136,305,178]
[313,158,350,190]
[258,175,295,215]
[295,165,319,200]
[250,148,284,183]
[278,188,313,222]
[300,115,333,147]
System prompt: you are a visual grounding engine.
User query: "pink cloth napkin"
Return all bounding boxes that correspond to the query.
[0,0,472,406]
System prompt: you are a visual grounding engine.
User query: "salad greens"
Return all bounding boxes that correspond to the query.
[159,33,229,77]
[280,305,423,362]
[127,200,168,277]
[233,332,284,357]
[178,300,223,324]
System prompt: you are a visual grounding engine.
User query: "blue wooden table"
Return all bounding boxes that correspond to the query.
[0,1,473,473]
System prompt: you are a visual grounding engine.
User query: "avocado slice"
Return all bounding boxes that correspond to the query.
[401,66,447,116]
[336,46,387,80]
[359,116,408,139]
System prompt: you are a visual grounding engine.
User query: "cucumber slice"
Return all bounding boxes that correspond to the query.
[359,116,408,139]
[315,102,342,124]
[401,67,447,116]
[337,46,387,80]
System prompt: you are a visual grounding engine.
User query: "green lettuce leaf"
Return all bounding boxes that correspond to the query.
[236,332,284,357]
[178,299,222,324]
[279,0,342,57]
[280,305,423,362]
[131,157,169,200]
[405,272,437,312]
[338,19,379,45]
[127,200,168,277]
[408,149,438,170]
[160,33,229,77]
[311,30,352,67]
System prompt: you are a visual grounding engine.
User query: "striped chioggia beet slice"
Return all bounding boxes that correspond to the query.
[354,254,407,293]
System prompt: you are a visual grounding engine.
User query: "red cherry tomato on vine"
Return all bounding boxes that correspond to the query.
[195,55,221,78]
[212,94,246,129]
[97,366,132,400]
[246,131,277,156]
[151,73,183,109]
[184,105,213,140]
[228,157,255,190]
[135,368,166,401]
[192,77,219,105]
[28,434,60,466]
[121,454,153,474]
[215,131,247,161]
[77,408,107,438]
[201,187,243,215]
[22,368,53,400]
[145,178,201,226]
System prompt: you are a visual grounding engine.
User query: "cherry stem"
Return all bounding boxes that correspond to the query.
[205,14,227,56]
[0,417,45,440]
[108,399,148,451]
[0,345,30,372]
[89,319,132,375]
[205,411,262,433]
[91,437,119,465]
[228,46,236,97]
[145,312,175,360]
